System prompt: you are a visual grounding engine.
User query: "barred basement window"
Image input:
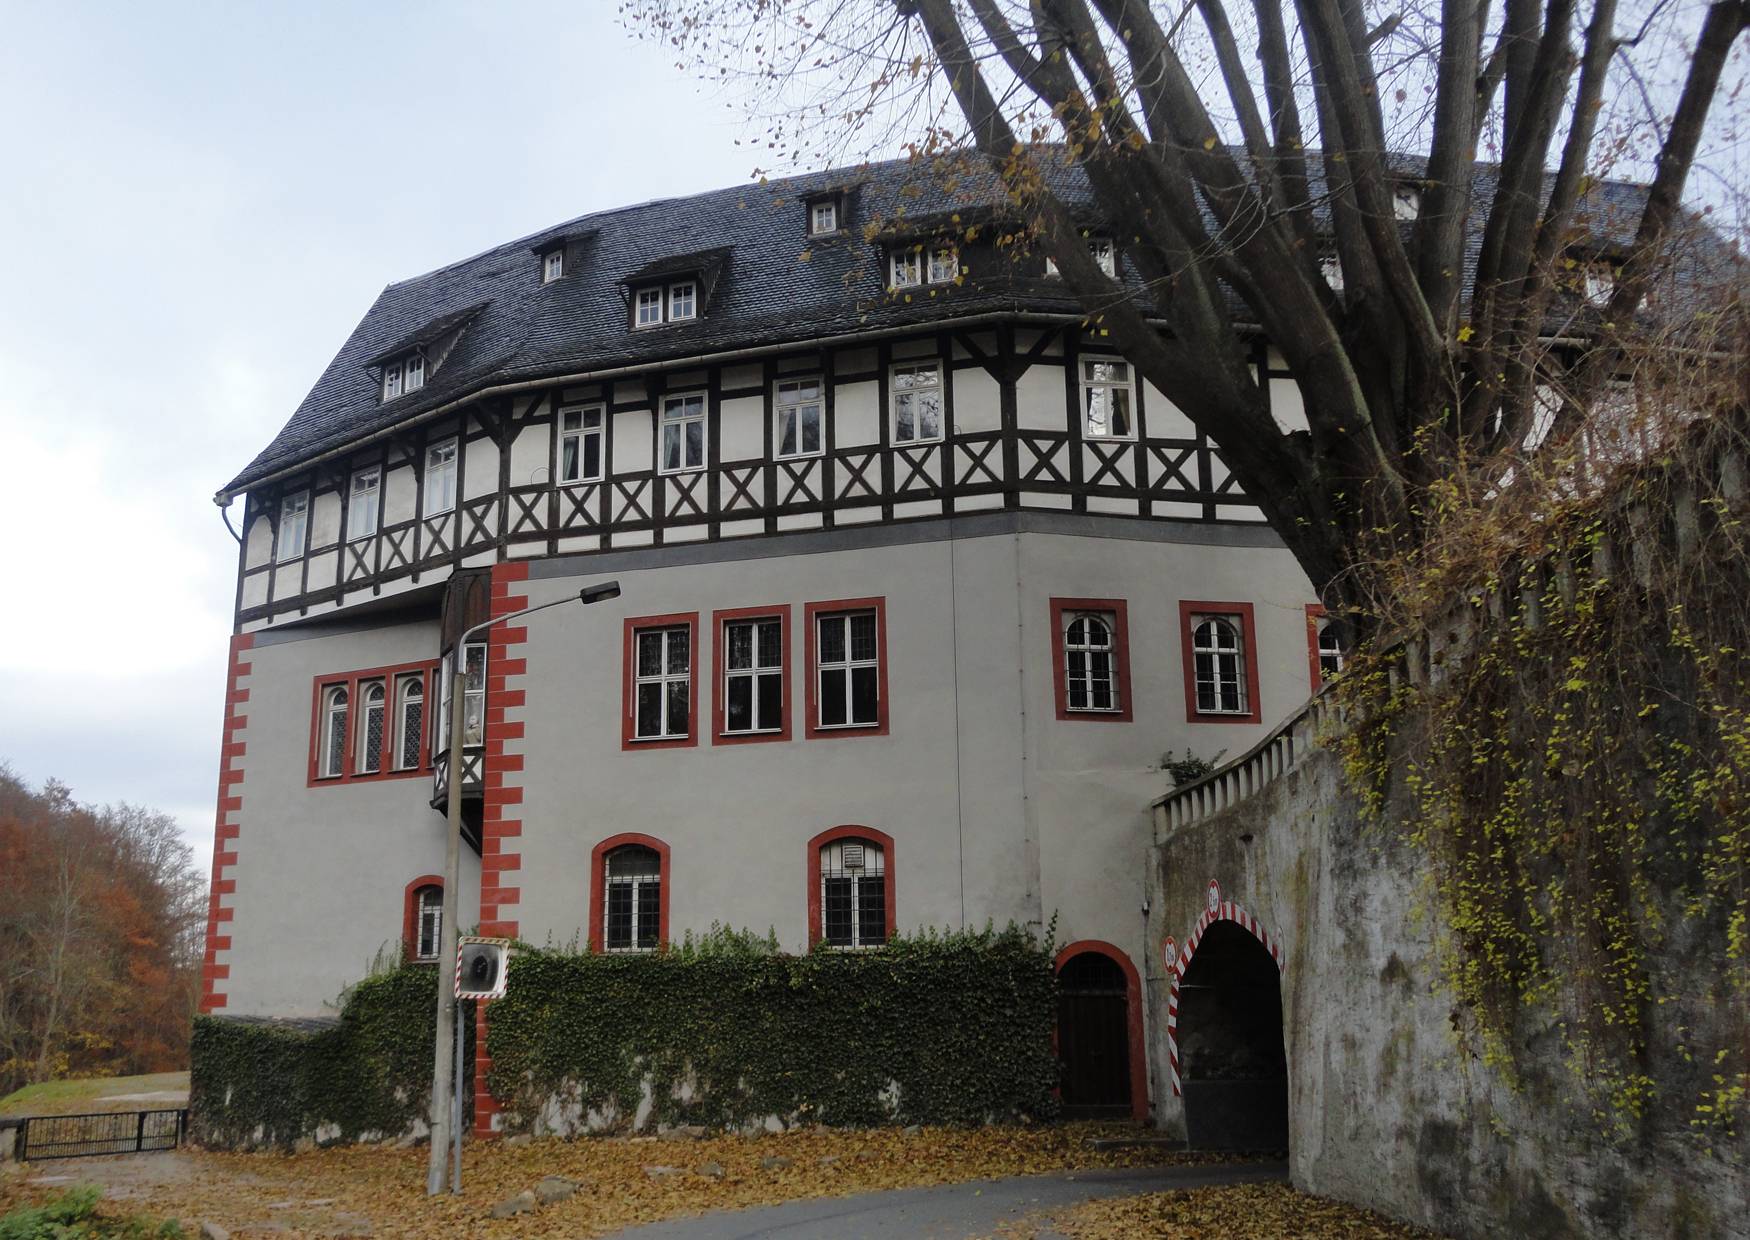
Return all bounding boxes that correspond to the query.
[723,616,783,735]
[634,625,691,740]
[357,680,386,775]
[395,674,425,770]
[415,885,442,961]
[1064,614,1118,712]
[821,838,886,948]
[1193,617,1248,715]
[604,845,662,952]
[319,685,349,779]
[775,377,823,460]
[815,610,879,729]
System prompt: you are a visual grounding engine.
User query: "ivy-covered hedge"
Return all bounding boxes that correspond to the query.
[190,966,473,1149]
[486,925,1059,1133]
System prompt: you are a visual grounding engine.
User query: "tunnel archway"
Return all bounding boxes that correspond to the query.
[1175,918,1288,1149]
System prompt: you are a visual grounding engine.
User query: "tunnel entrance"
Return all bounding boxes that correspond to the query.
[1056,949,1135,1117]
[1176,919,1288,1149]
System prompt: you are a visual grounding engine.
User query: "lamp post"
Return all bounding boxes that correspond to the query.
[427,579,621,1196]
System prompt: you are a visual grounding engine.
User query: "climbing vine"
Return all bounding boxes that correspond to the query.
[1334,396,1750,1144]
[485,923,1058,1133]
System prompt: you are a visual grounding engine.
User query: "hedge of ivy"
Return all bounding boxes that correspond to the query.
[485,925,1059,1133]
[189,965,473,1149]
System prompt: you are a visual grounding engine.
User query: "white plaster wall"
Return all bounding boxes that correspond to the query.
[221,618,480,1017]
[310,492,342,549]
[614,409,653,474]
[508,413,551,488]
[953,368,1002,434]
[383,462,418,526]
[834,380,880,447]
[464,434,500,500]
[718,394,765,462]
[1015,365,1067,431]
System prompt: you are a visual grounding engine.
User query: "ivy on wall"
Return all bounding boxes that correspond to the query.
[189,967,474,1149]
[486,925,1060,1133]
[190,925,1058,1146]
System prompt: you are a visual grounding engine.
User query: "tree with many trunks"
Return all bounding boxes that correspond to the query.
[626,0,1747,623]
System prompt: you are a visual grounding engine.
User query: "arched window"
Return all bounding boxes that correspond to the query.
[395,674,425,771]
[1193,618,1246,715]
[811,831,892,949]
[414,885,442,960]
[1065,614,1117,712]
[320,685,349,779]
[358,680,386,775]
[603,844,663,952]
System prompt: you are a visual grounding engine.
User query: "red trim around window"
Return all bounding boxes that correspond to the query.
[1178,600,1262,724]
[306,660,438,787]
[587,833,672,953]
[806,825,896,949]
[1305,603,1328,691]
[1054,941,1149,1122]
[711,605,792,745]
[402,875,444,961]
[621,613,700,750]
[803,597,890,739]
[1049,597,1134,722]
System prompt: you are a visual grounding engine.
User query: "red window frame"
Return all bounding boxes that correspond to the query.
[1049,597,1134,722]
[621,612,701,750]
[306,660,438,786]
[711,605,792,745]
[402,875,444,962]
[1178,600,1262,725]
[1305,603,1331,691]
[803,597,889,739]
[806,825,896,949]
[588,833,671,953]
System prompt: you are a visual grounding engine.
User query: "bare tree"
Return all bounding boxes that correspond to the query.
[628,0,1747,618]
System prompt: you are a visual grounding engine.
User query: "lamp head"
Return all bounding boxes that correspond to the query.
[578,581,622,605]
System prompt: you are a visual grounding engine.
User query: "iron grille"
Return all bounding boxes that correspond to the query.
[16,1109,186,1160]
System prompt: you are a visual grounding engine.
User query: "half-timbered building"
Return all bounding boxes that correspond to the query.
[206,152,1640,1129]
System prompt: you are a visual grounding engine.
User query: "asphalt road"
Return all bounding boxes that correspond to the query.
[600,1160,1289,1239]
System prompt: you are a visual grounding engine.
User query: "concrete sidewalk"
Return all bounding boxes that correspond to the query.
[600,1160,1288,1239]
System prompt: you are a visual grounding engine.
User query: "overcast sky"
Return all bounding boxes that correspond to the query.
[0,2,769,865]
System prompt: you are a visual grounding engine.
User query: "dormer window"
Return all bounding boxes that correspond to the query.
[1583,259,1615,306]
[404,353,424,393]
[1392,184,1421,221]
[382,354,424,401]
[543,248,565,283]
[890,246,923,289]
[636,287,664,328]
[668,281,697,322]
[383,361,403,401]
[810,200,839,236]
[928,245,959,284]
[1045,236,1117,279]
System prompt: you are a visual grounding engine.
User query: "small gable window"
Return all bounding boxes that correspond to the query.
[404,353,425,392]
[543,248,564,283]
[383,361,403,401]
[928,245,959,284]
[890,246,923,289]
[1392,184,1421,221]
[1046,236,1117,278]
[810,200,839,236]
[636,287,664,328]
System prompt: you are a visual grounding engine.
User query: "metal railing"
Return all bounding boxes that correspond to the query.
[14,1109,186,1161]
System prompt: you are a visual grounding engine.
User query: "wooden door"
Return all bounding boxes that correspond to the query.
[1057,952,1132,1115]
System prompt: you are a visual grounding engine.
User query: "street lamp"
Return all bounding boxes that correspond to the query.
[427,579,621,1195]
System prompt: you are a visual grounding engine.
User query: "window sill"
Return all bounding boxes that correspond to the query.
[892,435,945,447]
[1083,431,1138,443]
[657,465,706,477]
[559,477,604,488]
[629,733,693,745]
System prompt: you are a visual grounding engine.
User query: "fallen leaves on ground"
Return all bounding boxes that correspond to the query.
[1044,1182,1444,1239]
[0,1122,1236,1238]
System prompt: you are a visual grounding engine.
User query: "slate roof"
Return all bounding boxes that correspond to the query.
[219,149,1737,499]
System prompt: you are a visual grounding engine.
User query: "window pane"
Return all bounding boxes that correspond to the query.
[361,704,384,773]
[562,409,581,432]
[326,709,347,777]
[850,665,879,724]
[583,433,601,480]
[637,880,661,950]
[823,877,854,945]
[894,392,915,442]
[727,622,753,671]
[662,425,681,472]
[850,613,876,661]
[757,621,782,667]
[857,875,886,943]
[756,670,783,731]
[638,631,663,677]
[726,675,753,732]
[666,628,689,675]
[400,697,423,769]
[685,420,703,468]
[606,884,633,950]
[916,391,942,440]
[819,616,845,664]
[561,437,579,481]
[821,668,847,727]
[1108,387,1132,436]
[666,678,689,736]
[637,682,663,737]
[779,410,797,458]
[801,407,820,454]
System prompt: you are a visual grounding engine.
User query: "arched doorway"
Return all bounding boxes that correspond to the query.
[1175,920,1287,1149]
[1055,942,1146,1120]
